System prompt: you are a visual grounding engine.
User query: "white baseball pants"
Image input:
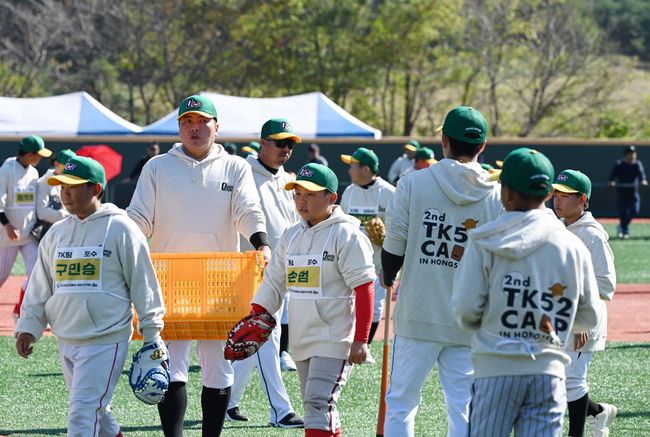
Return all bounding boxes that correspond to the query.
[58,340,128,437]
[0,241,38,286]
[384,336,474,437]
[167,340,234,388]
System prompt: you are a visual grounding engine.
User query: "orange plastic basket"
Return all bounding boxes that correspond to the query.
[133,251,264,340]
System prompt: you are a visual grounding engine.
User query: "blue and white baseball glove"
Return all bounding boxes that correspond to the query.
[129,339,170,405]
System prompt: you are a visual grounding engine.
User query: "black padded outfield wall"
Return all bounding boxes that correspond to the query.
[0,136,647,218]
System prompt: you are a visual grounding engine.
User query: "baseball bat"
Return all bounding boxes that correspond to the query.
[375,285,393,437]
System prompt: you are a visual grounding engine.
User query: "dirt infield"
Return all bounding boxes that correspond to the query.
[1,276,648,342]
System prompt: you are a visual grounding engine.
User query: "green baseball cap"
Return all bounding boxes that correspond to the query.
[48,156,107,190]
[442,106,488,145]
[54,149,76,165]
[553,169,592,199]
[261,118,302,143]
[177,95,218,120]
[19,135,52,158]
[340,147,379,173]
[285,163,338,193]
[481,162,494,171]
[415,147,436,163]
[403,139,420,152]
[500,148,554,196]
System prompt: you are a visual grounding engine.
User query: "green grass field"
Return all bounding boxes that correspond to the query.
[0,338,648,436]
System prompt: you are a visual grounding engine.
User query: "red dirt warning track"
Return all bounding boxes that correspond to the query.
[1,277,648,342]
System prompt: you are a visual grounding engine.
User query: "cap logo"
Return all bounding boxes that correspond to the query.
[299,167,314,177]
[282,122,291,130]
[186,98,202,109]
[64,163,77,171]
[557,174,568,182]
[530,174,550,181]
[465,127,482,133]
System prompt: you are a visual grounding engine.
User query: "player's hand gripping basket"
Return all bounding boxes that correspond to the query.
[133,251,265,340]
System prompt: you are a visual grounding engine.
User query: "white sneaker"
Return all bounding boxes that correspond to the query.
[280,351,297,371]
[363,350,376,364]
[587,403,617,437]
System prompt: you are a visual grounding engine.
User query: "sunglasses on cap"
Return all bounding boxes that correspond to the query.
[270,139,295,150]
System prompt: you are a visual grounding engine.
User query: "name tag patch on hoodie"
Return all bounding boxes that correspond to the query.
[419,208,469,268]
[55,247,101,287]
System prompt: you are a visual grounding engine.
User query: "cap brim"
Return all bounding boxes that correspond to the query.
[403,145,417,151]
[488,169,502,182]
[434,125,443,133]
[340,155,359,165]
[267,132,302,143]
[552,183,580,194]
[177,110,216,120]
[241,147,257,154]
[48,174,90,186]
[284,180,327,192]
[37,148,52,158]
[495,160,503,168]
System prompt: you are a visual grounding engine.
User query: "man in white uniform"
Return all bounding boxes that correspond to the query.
[226,118,304,428]
[127,95,271,437]
[340,147,395,363]
[381,107,503,437]
[0,135,51,319]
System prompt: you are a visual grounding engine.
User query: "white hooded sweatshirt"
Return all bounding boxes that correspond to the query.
[15,203,165,345]
[340,176,395,273]
[240,155,298,250]
[564,212,616,351]
[383,159,503,345]
[127,143,266,252]
[452,210,600,379]
[0,157,39,246]
[252,206,376,361]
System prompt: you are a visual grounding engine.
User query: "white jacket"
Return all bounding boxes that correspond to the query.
[383,159,503,344]
[252,206,376,361]
[35,168,69,224]
[452,210,600,379]
[0,157,38,246]
[127,143,266,252]
[340,176,395,273]
[240,156,298,250]
[564,212,616,351]
[15,204,165,345]
[388,155,413,183]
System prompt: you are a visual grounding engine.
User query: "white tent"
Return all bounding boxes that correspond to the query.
[0,92,141,136]
[141,91,381,138]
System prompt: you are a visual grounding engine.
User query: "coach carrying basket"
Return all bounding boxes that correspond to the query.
[133,251,264,341]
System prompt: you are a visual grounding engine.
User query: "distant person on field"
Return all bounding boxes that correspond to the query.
[122,142,160,184]
[388,140,419,184]
[398,147,437,179]
[608,145,647,239]
[241,141,260,158]
[308,143,329,167]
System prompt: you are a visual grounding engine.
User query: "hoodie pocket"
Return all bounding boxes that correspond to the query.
[45,295,97,336]
[165,231,220,252]
[289,299,330,348]
[316,297,354,344]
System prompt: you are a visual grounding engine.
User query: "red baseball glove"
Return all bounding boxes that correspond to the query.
[224,306,276,361]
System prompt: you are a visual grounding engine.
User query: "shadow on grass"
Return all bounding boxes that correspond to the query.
[31,372,64,377]
[608,343,650,350]
[616,410,650,419]
[1,420,276,435]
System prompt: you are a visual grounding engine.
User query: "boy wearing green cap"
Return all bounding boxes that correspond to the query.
[340,147,395,363]
[0,135,52,316]
[388,140,420,184]
[250,163,376,437]
[15,156,165,437]
[128,94,270,437]
[553,170,617,437]
[452,149,600,437]
[381,106,502,437]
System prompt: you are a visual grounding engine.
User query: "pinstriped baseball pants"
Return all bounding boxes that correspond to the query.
[469,374,566,437]
[0,241,38,286]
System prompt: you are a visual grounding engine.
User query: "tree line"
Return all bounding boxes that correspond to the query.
[1,0,648,138]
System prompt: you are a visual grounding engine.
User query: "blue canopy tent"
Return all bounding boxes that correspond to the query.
[0,92,142,136]
[140,92,381,138]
